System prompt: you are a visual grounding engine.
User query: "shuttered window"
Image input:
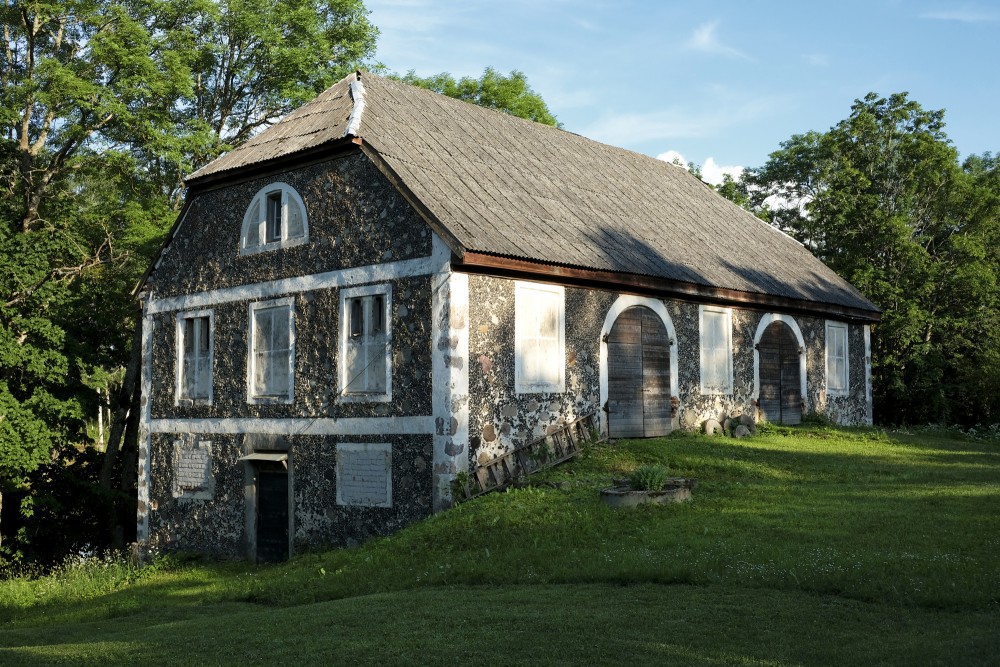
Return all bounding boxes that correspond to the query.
[339,284,392,401]
[515,281,565,393]
[248,299,295,402]
[700,306,733,394]
[241,183,308,254]
[176,310,213,403]
[826,321,849,395]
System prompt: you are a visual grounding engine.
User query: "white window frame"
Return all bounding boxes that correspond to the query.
[825,320,850,396]
[247,297,296,404]
[240,182,309,255]
[175,309,214,405]
[338,283,393,403]
[336,442,393,508]
[514,281,566,394]
[699,305,734,395]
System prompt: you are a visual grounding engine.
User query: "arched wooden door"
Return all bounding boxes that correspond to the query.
[758,321,802,425]
[607,306,672,438]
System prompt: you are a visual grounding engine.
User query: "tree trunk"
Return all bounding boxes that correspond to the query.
[100,321,142,490]
[97,388,105,451]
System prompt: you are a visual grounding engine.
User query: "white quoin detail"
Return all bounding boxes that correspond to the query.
[344,73,367,137]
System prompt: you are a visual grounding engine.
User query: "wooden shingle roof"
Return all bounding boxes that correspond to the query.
[188,72,879,320]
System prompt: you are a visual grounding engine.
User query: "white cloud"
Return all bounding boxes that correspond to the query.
[685,21,753,60]
[702,158,743,186]
[655,153,744,187]
[656,150,688,167]
[920,7,999,22]
[803,53,830,67]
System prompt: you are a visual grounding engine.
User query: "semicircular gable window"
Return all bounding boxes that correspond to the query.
[241,182,308,254]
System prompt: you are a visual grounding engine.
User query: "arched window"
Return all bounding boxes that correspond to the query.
[241,182,308,254]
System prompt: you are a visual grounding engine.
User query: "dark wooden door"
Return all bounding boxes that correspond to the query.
[758,322,801,425]
[607,307,671,438]
[256,468,289,563]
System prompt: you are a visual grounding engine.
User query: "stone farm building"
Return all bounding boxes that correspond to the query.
[135,72,880,562]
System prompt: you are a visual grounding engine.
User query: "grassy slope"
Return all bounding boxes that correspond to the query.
[1,426,998,665]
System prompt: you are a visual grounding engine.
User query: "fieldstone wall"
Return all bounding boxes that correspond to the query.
[147,433,244,557]
[143,150,439,559]
[466,274,872,466]
[148,276,433,421]
[467,276,611,465]
[148,152,432,299]
[147,432,433,556]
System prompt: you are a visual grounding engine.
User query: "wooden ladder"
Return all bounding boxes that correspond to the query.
[462,412,603,500]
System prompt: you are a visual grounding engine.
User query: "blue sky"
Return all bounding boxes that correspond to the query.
[366,0,1000,184]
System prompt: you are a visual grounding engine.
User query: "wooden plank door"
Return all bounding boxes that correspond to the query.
[758,322,801,425]
[607,306,672,438]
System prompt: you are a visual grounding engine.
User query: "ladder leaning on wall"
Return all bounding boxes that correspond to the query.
[458,412,604,500]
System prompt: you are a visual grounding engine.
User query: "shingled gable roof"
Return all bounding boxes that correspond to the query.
[185,72,880,321]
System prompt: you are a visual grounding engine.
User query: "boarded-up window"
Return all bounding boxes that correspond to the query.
[515,281,565,393]
[177,312,212,402]
[700,306,733,394]
[172,440,214,500]
[336,443,392,507]
[826,321,849,395]
[340,285,391,400]
[249,299,294,402]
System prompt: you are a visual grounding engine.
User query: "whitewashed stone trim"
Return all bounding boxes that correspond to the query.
[146,245,450,315]
[148,416,435,436]
[751,313,807,402]
[864,324,873,424]
[336,442,391,508]
[431,259,469,511]
[599,295,679,435]
[137,304,154,545]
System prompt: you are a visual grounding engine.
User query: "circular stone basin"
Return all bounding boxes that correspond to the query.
[600,478,696,509]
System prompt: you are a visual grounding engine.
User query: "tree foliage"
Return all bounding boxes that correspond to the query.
[399,67,559,127]
[0,0,377,566]
[744,93,1000,425]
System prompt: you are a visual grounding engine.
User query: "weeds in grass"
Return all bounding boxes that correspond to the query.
[627,464,670,490]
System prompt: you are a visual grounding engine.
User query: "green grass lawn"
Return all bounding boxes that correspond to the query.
[2,425,998,665]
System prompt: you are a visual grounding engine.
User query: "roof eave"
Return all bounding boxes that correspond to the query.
[454,251,882,323]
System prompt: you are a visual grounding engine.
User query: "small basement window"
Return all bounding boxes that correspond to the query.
[241,182,308,254]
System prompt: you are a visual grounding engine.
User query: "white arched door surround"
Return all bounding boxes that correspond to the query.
[599,295,679,436]
[752,313,807,404]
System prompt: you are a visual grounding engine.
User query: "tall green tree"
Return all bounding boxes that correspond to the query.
[745,93,1000,425]
[0,0,378,562]
[399,68,559,127]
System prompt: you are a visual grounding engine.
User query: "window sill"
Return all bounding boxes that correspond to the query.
[337,392,392,404]
[240,236,307,256]
[247,394,294,405]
